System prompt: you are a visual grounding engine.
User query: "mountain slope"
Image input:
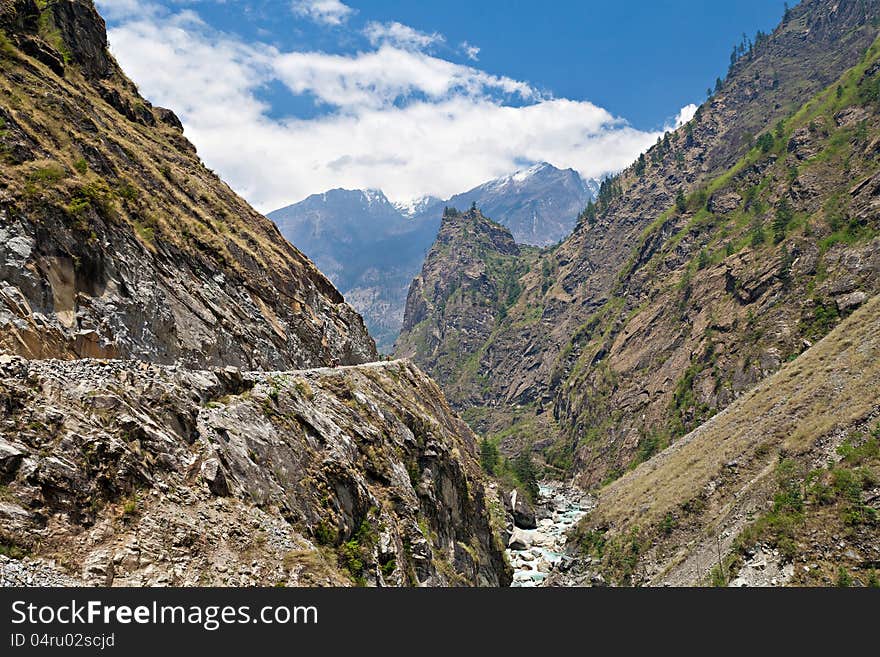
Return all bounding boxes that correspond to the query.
[270,163,594,352]
[0,0,375,369]
[0,356,510,586]
[397,0,880,469]
[0,0,510,587]
[395,206,540,405]
[563,293,880,586]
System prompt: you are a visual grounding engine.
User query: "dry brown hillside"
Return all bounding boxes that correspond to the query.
[564,294,879,586]
[0,0,375,369]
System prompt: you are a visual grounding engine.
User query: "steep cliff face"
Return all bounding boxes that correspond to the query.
[0,0,376,369]
[0,356,510,586]
[396,207,536,408]
[397,0,880,473]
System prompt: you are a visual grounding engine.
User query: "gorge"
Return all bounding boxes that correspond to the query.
[1,0,879,589]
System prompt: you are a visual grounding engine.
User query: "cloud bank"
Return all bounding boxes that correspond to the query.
[97,1,690,212]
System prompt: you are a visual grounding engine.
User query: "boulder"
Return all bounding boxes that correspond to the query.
[504,488,537,529]
[200,458,229,496]
[836,290,867,312]
[708,191,742,215]
[0,439,25,477]
[508,527,532,550]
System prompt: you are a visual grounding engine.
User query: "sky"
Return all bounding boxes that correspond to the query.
[95,0,790,212]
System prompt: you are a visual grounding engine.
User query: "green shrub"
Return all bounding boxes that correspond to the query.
[660,512,677,535]
[0,542,27,560]
[122,496,137,516]
[710,564,727,587]
[30,162,67,184]
[756,132,774,153]
[313,522,337,546]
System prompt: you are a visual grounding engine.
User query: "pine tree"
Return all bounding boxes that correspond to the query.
[512,452,539,501]
[750,218,766,247]
[675,188,687,213]
[479,438,499,475]
[775,120,786,140]
[697,249,710,270]
[579,200,598,226]
[634,153,646,176]
[773,198,793,243]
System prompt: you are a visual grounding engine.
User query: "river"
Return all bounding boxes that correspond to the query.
[507,481,594,587]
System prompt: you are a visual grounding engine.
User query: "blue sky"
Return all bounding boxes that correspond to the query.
[96,0,790,211]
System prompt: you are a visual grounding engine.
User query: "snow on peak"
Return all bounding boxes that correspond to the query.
[361,189,388,206]
[487,162,555,190]
[511,162,552,183]
[393,195,439,217]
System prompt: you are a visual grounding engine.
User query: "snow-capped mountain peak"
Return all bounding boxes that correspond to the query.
[511,162,552,184]
[393,195,443,218]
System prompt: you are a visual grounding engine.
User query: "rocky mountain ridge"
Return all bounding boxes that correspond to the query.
[269,163,595,352]
[397,0,880,475]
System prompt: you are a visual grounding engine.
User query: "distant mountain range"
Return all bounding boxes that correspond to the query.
[268,163,597,351]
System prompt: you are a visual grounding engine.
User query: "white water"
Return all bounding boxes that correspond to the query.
[507,481,594,587]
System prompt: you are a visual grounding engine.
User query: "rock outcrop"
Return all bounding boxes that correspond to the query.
[0,356,510,586]
[396,207,532,412]
[0,0,375,369]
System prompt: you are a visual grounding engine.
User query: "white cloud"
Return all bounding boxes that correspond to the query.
[363,21,443,50]
[461,41,480,61]
[291,0,353,26]
[102,5,668,212]
[672,103,698,129]
[272,46,534,110]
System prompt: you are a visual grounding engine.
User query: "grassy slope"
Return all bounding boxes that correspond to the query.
[576,293,880,585]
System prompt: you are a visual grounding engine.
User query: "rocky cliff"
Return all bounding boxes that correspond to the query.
[397,0,880,479]
[0,356,509,586]
[396,207,537,411]
[0,0,510,587]
[0,0,375,369]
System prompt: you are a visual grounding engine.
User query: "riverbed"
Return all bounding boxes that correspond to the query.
[507,481,594,587]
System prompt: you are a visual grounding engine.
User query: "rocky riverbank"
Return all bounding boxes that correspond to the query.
[506,481,593,587]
